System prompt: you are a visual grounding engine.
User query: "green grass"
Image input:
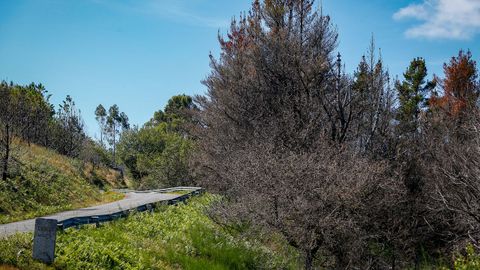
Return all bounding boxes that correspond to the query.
[0,194,299,270]
[166,190,191,195]
[0,141,126,224]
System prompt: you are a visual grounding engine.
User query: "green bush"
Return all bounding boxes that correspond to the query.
[117,123,193,189]
[453,244,480,270]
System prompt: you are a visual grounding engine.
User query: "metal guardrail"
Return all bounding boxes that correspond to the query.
[57,187,204,230]
[32,187,204,264]
[112,186,203,194]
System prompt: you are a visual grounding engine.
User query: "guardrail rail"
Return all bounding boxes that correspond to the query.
[32,186,204,264]
[57,187,203,230]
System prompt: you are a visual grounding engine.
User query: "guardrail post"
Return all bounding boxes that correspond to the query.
[33,218,57,264]
[74,218,81,229]
[91,216,100,228]
[30,187,203,265]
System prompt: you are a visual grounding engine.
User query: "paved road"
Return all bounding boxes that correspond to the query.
[0,191,182,237]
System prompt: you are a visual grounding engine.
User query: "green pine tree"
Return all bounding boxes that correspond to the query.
[396,57,435,136]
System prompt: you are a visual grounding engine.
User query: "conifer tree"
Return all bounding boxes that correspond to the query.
[396,57,435,137]
[430,50,479,119]
[352,38,394,155]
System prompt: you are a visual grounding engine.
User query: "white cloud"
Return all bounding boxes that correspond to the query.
[91,0,229,29]
[393,0,480,40]
[393,1,431,20]
[141,0,230,28]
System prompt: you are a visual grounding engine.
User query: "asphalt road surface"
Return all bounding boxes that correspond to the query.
[0,191,182,237]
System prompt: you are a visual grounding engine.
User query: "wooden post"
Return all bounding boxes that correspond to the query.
[33,218,57,264]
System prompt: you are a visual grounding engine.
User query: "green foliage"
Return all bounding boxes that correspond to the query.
[0,194,297,270]
[146,94,197,130]
[79,138,112,169]
[140,126,193,188]
[118,123,193,189]
[0,82,54,144]
[98,104,130,166]
[164,94,196,120]
[452,244,480,270]
[396,58,435,134]
[0,233,47,270]
[118,95,195,189]
[95,104,108,147]
[395,58,436,194]
[0,81,88,174]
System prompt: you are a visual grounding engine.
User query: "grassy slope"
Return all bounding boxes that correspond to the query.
[0,141,126,224]
[0,194,299,270]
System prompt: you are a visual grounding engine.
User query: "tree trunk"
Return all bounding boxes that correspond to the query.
[112,125,116,167]
[391,247,396,270]
[304,246,320,270]
[305,251,314,270]
[2,124,10,181]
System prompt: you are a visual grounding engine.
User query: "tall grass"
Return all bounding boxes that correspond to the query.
[0,141,125,224]
[0,194,298,270]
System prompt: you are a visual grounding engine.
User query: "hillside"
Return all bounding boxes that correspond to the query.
[0,140,127,224]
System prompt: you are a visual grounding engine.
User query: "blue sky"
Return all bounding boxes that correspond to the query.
[0,0,479,138]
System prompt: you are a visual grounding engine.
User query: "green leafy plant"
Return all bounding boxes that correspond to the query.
[452,244,480,270]
[0,194,298,270]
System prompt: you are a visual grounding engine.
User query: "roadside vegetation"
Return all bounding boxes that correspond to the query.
[0,140,125,224]
[0,194,298,270]
[114,94,196,190]
[2,0,480,269]
[0,82,129,224]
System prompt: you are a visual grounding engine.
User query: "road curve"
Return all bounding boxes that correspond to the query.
[0,191,182,237]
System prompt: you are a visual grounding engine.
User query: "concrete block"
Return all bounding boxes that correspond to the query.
[33,218,57,264]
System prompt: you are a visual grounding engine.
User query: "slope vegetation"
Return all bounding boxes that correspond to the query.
[0,141,126,224]
[0,194,298,270]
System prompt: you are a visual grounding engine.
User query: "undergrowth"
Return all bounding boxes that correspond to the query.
[0,194,299,270]
[0,141,125,224]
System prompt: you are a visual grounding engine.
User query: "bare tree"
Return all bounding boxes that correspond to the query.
[0,82,32,181]
[52,95,86,157]
[0,82,16,181]
[191,1,393,268]
[199,140,389,269]
[351,38,395,157]
[424,110,480,249]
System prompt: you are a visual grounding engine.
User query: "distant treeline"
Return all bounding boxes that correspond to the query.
[0,80,196,189]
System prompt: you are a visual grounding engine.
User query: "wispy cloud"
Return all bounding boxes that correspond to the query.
[91,0,230,29]
[393,0,480,40]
